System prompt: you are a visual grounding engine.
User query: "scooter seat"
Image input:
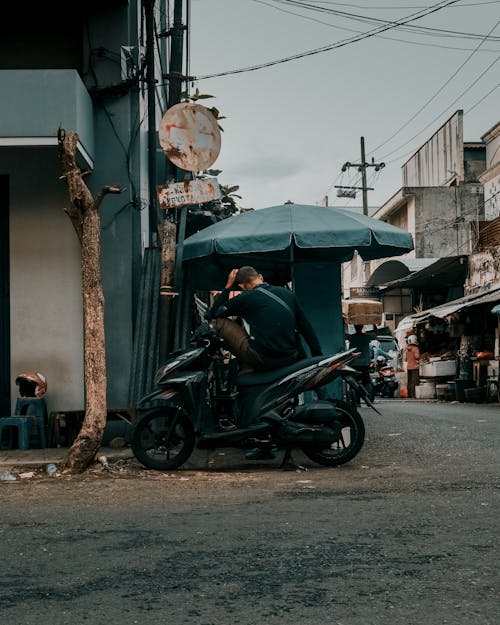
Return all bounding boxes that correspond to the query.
[237,355,326,387]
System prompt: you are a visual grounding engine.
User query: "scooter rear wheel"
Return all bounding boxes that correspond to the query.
[131,408,195,470]
[301,400,365,467]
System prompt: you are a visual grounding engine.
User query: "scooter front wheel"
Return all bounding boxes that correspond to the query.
[131,408,195,470]
[301,400,365,467]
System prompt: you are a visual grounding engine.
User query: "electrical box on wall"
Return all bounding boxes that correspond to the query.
[121,46,145,81]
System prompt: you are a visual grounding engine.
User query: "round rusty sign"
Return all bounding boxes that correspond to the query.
[158,102,221,172]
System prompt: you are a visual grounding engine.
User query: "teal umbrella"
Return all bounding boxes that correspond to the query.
[182,203,414,286]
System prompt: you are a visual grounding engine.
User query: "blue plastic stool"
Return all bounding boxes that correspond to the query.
[15,398,48,449]
[0,416,34,451]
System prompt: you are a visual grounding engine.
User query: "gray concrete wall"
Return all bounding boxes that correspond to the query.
[466,249,500,293]
[411,186,484,258]
[1,1,160,411]
[81,4,149,408]
[3,148,84,413]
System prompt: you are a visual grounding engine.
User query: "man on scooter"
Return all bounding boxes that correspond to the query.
[207,266,323,374]
[345,324,375,404]
[207,266,324,460]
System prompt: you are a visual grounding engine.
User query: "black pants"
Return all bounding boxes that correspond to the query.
[353,365,373,403]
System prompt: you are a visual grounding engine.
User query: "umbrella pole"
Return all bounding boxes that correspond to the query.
[290,245,295,291]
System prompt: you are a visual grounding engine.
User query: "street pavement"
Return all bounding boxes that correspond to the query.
[0,398,498,625]
[0,446,133,470]
[1,397,496,472]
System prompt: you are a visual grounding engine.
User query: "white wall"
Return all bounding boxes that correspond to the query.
[481,122,500,220]
[4,148,84,413]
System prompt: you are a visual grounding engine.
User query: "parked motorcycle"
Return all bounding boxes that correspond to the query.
[131,322,379,471]
[370,355,398,398]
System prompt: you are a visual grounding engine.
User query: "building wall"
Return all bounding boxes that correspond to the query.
[411,186,483,257]
[0,1,189,411]
[402,111,464,187]
[4,148,84,412]
[81,4,148,408]
[480,122,500,220]
[465,249,500,294]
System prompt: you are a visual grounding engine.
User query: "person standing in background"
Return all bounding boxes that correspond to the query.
[405,334,421,399]
[345,324,375,402]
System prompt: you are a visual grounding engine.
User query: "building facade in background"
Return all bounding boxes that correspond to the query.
[343,110,494,331]
[0,1,167,416]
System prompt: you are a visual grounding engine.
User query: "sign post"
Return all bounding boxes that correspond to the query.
[157,178,222,210]
[158,102,222,350]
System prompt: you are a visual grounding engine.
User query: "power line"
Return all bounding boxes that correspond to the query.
[295,1,500,8]
[195,0,462,80]
[368,17,500,156]
[379,53,500,161]
[465,80,500,113]
[253,0,500,52]
[273,0,500,41]
[380,79,499,166]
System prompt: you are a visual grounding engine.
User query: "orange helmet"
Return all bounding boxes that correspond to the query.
[15,371,47,398]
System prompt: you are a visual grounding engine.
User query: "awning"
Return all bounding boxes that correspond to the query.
[366,258,438,287]
[379,256,468,291]
[396,286,500,332]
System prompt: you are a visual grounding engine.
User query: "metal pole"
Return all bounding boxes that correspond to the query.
[159,0,186,359]
[360,136,368,216]
[166,0,185,187]
[168,0,188,349]
[144,0,160,237]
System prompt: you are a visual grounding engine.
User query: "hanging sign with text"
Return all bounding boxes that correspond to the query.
[157,178,222,209]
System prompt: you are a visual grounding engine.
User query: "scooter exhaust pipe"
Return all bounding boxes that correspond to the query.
[279,422,339,446]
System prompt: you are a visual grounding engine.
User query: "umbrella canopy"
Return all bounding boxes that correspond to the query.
[182,203,414,286]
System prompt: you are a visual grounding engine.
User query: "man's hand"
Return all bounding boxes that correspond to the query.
[225,268,238,290]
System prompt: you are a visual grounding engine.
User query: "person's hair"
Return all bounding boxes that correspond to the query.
[235,266,260,285]
[354,324,363,333]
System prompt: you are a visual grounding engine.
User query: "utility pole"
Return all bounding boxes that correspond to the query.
[336,137,385,216]
[157,0,190,356]
[144,0,160,237]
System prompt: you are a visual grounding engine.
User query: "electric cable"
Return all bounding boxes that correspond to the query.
[379,53,500,161]
[195,0,462,80]
[293,1,499,8]
[253,0,500,53]
[368,17,500,157]
[273,0,500,41]
[465,80,500,113]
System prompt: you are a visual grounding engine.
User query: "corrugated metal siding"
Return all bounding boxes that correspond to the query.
[403,111,464,187]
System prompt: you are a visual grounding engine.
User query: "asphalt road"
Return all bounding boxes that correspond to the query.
[1,399,498,625]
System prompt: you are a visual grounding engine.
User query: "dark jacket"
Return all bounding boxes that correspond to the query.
[208,283,322,359]
[345,330,375,367]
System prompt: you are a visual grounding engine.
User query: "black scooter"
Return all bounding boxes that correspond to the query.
[131,322,379,471]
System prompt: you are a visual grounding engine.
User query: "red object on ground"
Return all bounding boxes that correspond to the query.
[400,387,408,398]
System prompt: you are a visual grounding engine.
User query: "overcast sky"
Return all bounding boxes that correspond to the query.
[188,0,499,211]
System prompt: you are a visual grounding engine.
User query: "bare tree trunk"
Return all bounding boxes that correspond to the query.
[57,129,121,473]
[159,217,177,358]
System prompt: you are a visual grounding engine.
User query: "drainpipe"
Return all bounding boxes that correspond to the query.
[144,0,160,240]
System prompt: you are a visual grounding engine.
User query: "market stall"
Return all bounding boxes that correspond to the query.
[396,286,500,402]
